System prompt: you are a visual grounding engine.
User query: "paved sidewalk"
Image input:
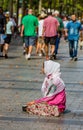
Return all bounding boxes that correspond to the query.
[0,37,83,130]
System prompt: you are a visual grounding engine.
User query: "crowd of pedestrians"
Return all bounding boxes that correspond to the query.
[20,9,83,61]
[0,7,83,61]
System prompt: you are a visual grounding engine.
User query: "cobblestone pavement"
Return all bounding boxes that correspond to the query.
[0,37,83,130]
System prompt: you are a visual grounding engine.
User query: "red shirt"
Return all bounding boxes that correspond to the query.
[43,16,59,37]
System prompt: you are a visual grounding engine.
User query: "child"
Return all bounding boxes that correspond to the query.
[22,60,66,117]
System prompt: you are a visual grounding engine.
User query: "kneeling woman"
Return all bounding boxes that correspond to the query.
[22,60,66,117]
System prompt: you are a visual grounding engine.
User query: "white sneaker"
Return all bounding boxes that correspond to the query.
[39,53,42,57]
[25,54,28,60]
[27,53,31,60]
[69,57,73,61]
[25,54,31,60]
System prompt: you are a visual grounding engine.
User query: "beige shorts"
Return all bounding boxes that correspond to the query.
[38,37,44,44]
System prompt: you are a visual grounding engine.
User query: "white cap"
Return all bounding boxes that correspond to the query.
[6,11,10,14]
[40,13,47,18]
[54,10,59,14]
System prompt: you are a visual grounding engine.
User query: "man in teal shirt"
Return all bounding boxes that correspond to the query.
[21,9,38,60]
[54,10,64,57]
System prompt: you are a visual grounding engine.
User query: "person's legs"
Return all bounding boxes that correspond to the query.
[3,35,11,58]
[3,43,9,58]
[55,35,60,55]
[41,43,45,56]
[36,37,42,56]
[27,36,36,59]
[50,44,55,55]
[73,40,78,57]
[73,40,78,61]
[69,40,74,59]
[45,43,49,58]
[44,37,49,59]
[50,36,56,60]
[24,36,29,59]
[28,45,33,54]
[0,44,4,56]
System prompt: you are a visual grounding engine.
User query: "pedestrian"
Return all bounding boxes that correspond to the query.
[22,60,66,117]
[0,7,6,56]
[22,8,28,55]
[63,16,69,41]
[3,15,14,58]
[65,14,82,61]
[42,12,59,60]
[79,19,83,50]
[21,9,38,60]
[53,10,64,56]
[36,13,46,56]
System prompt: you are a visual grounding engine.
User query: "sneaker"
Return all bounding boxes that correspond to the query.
[53,54,56,60]
[5,54,8,59]
[50,54,56,60]
[22,105,27,112]
[25,54,31,60]
[80,46,82,50]
[69,57,73,61]
[41,48,45,56]
[39,53,42,57]
[27,53,31,60]
[73,57,78,61]
[25,54,28,60]
[23,50,26,55]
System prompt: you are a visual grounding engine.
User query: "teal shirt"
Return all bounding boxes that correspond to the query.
[22,14,38,36]
[66,21,82,40]
[55,16,64,31]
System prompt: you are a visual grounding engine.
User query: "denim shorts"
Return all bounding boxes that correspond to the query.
[24,36,36,47]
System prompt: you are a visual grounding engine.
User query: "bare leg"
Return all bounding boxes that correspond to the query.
[3,43,9,58]
[45,44,49,58]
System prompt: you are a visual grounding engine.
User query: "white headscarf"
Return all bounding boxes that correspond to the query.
[42,60,65,97]
[44,60,61,78]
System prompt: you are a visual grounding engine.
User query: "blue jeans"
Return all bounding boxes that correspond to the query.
[54,36,60,54]
[69,40,78,58]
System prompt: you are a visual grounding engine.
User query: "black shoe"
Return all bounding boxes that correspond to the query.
[50,55,54,60]
[80,46,82,50]
[41,49,45,56]
[50,54,56,60]
[53,54,56,60]
[5,54,8,59]
[23,50,26,55]
[73,57,78,61]
[22,105,27,112]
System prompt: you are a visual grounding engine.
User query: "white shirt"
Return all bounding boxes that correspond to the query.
[38,19,44,37]
[6,21,13,34]
[63,20,69,28]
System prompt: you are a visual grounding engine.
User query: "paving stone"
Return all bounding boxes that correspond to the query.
[0,37,83,129]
